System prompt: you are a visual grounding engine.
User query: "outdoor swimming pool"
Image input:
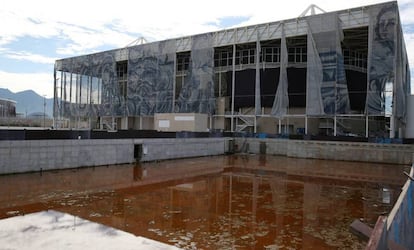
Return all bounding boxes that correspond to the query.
[0,155,409,249]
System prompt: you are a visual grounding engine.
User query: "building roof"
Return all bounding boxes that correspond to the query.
[0,98,17,104]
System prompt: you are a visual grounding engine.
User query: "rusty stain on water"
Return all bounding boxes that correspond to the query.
[0,155,409,249]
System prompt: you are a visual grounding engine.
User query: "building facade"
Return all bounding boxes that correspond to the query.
[0,98,16,118]
[53,1,410,138]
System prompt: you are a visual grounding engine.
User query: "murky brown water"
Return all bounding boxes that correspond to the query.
[0,155,409,249]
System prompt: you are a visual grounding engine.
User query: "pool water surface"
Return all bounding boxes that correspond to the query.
[0,155,408,249]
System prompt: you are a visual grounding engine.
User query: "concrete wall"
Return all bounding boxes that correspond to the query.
[366,166,414,249]
[0,138,228,175]
[154,113,208,132]
[257,116,278,134]
[235,138,414,165]
[213,97,227,131]
[2,136,413,175]
[140,138,225,162]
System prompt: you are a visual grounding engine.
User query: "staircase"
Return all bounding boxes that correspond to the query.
[101,117,117,131]
[319,118,351,136]
[235,108,255,132]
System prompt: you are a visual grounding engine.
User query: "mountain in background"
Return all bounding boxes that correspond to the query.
[0,88,53,117]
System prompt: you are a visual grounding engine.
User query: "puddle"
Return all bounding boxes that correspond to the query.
[0,155,409,249]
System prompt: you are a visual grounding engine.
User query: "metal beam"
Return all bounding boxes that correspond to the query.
[173,4,368,52]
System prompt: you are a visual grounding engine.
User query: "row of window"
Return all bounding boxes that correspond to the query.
[176,48,367,71]
[213,47,307,67]
[58,71,103,105]
[0,103,16,117]
[58,68,375,106]
[343,49,367,69]
[175,47,306,71]
[118,49,366,74]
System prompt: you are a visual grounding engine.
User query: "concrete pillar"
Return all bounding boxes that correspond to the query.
[405,95,414,138]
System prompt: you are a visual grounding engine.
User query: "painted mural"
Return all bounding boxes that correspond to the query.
[127,40,175,116]
[175,33,215,114]
[366,3,397,115]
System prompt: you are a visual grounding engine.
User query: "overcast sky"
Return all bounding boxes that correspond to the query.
[0,0,413,98]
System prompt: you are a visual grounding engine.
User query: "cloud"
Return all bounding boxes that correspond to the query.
[54,23,138,55]
[4,51,56,64]
[0,71,53,97]
[1,0,413,56]
[399,0,414,24]
[0,10,59,46]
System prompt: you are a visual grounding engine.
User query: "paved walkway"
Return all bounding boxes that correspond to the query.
[0,210,180,250]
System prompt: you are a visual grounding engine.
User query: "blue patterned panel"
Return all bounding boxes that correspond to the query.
[176,33,215,114]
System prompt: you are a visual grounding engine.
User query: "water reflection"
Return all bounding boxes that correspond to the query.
[0,155,409,249]
[133,162,147,181]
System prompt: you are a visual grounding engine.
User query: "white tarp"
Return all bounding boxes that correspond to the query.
[306,13,350,115]
[271,24,289,118]
[306,23,324,115]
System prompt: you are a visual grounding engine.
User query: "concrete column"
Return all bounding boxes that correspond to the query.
[405,96,414,138]
[279,119,282,134]
[305,116,308,135]
[390,115,395,138]
[121,117,128,130]
[231,44,236,132]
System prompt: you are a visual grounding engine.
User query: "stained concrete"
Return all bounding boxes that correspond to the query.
[0,138,227,175]
[236,138,414,165]
[1,137,413,175]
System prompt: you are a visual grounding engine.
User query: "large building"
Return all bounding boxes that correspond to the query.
[0,98,16,118]
[53,1,410,138]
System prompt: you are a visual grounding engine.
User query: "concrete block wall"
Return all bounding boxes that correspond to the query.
[140,138,226,162]
[2,137,412,175]
[0,139,135,174]
[235,138,414,165]
[0,138,228,175]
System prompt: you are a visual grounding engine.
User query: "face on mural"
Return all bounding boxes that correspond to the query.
[377,9,395,41]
